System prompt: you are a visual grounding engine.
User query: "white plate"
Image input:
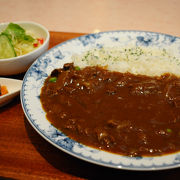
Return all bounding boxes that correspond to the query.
[21,30,180,171]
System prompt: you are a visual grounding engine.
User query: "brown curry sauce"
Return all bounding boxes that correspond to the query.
[40,63,180,157]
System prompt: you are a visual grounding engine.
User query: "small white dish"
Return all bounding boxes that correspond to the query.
[0,21,50,75]
[0,78,22,107]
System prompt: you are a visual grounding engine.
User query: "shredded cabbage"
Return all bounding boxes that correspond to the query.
[1,23,43,57]
[13,37,37,56]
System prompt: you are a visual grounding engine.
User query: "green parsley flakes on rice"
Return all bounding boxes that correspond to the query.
[72,47,180,77]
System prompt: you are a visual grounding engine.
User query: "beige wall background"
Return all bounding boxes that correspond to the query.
[0,0,180,36]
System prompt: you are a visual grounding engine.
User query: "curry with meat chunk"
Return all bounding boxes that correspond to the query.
[40,63,180,157]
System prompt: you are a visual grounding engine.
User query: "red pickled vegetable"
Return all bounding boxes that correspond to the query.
[0,85,8,96]
[37,38,44,44]
[33,43,38,47]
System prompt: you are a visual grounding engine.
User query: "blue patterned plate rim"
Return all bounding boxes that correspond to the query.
[21,30,180,171]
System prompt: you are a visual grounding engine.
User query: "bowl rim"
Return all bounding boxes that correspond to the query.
[0,21,50,62]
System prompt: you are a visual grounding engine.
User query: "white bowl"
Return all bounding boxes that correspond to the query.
[0,21,50,75]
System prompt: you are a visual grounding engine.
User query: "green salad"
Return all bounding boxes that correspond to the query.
[0,23,44,59]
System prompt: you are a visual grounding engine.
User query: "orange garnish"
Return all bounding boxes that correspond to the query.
[0,85,8,96]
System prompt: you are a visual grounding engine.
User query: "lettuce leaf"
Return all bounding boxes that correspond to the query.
[2,23,34,43]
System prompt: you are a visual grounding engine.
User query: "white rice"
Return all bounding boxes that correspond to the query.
[72,46,180,77]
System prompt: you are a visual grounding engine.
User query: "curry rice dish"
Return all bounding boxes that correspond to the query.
[40,62,180,157]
